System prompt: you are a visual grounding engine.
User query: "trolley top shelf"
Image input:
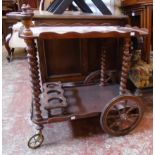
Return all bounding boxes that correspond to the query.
[29,25,148,38]
[18,25,148,39]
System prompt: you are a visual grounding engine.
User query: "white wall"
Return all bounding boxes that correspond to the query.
[85,0,122,15]
[42,0,123,15]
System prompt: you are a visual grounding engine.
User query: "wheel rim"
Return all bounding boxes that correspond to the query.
[101,96,143,136]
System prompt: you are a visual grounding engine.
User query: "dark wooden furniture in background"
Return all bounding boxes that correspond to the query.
[32,10,128,26]
[2,16,18,40]
[7,9,147,149]
[17,0,39,10]
[2,0,18,38]
[2,0,39,38]
[2,0,18,15]
[121,0,153,63]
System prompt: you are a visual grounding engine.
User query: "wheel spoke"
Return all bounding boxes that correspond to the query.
[34,139,37,145]
[107,114,120,119]
[30,141,35,145]
[30,140,36,147]
[120,120,130,130]
[109,121,117,128]
[124,99,128,105]
[129,113,139,118]
[122,100,128,113]
[127,117,135,124]
[115,120,126,131]
[123,117,134,129]
[113,105,119,110]
[34,135,39,140]
[30,143,35,147]
[30,138,35,144]
[113,105,122,116]
[36,141,40,146]
[121,112,139,131]
[109,118,121,129]
[126,107,137,114]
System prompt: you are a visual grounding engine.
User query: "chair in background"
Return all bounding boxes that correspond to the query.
[5,0,39,62]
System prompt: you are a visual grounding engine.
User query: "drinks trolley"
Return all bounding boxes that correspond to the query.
[7,9,148,149]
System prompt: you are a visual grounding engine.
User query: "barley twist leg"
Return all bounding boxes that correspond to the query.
[25,38,44,149]
[100,48,107,86]
[120,37,131,95]
[25,39,43,130]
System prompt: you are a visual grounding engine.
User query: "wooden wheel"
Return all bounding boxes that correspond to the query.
[84,70,100,84]
[100,95,144,136]
[84,70,117,85]
[28,132,44,149]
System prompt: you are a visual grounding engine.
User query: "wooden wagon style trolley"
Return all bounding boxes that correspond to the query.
[7,8,148,149]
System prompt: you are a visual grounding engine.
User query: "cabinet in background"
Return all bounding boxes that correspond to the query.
[121,0,153,63]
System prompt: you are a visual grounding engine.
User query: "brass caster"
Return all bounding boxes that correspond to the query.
[28,132,44,149]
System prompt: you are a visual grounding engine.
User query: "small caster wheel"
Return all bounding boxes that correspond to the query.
[100,95,144,136]
[28,132,44,149]
[6,56,11,62]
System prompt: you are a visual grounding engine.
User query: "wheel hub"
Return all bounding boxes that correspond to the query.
[120,113,128,120]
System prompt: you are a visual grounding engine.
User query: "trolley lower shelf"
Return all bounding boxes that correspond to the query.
[31,84,121,124]
[64,84,119,116]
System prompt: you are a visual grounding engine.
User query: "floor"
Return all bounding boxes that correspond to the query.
[2,47,153,155]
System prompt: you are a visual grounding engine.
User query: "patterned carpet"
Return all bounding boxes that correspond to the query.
[2,47,153,155]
